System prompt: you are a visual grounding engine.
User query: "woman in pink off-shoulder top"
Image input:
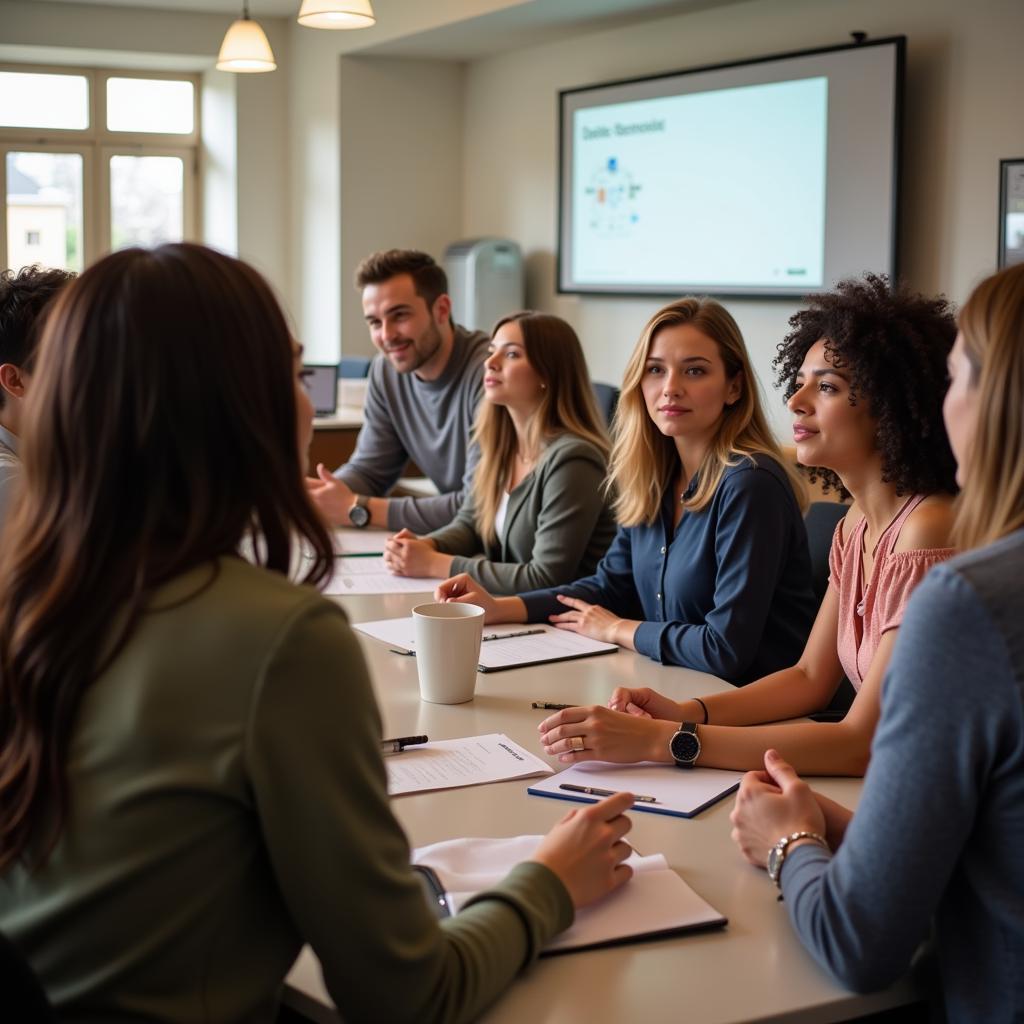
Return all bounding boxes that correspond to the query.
[538,275,959,777]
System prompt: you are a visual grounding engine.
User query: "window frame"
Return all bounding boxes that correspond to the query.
[0,62,200,271]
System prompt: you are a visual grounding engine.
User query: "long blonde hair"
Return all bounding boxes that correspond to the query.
[472,311,609,543]
[952,263,1024,549]
[610,297,804,526]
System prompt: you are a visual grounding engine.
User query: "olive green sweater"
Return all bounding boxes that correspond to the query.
[426,433,616,595]
[0,557,572,1023]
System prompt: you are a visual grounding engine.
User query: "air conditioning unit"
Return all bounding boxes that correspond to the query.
[444,238,524,333]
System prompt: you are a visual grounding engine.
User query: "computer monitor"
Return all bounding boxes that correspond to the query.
[303,363,338,417]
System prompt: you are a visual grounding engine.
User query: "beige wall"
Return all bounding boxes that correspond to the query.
[460,0,1024,436]
[337,57,465,357]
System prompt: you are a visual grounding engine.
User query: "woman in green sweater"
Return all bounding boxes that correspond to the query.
[0,243,634,1024]
[383,311,616,593]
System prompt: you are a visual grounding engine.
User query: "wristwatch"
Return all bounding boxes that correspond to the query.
[766,831,829,888]
[669,722,700,768]
[349,494,371,529]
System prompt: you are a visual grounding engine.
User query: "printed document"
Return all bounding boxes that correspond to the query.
[323,556,444,595]
[386,734,553,796]
[353,617,617,670]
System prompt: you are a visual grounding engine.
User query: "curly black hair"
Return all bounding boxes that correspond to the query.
[773,273,959,500]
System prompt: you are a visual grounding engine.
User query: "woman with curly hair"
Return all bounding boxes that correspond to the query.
[539,274,958,776]
[436,297,816,684]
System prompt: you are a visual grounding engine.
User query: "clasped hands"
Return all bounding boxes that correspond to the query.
[382,529,452,578]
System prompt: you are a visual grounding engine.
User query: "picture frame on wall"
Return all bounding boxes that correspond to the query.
[999,158,1024,269]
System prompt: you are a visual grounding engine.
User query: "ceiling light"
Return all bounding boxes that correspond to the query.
[217,3,277,73]
[297,0,376,30]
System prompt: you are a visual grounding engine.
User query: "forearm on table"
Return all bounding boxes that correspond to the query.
[696,719,871,776]
[679,665,838,727]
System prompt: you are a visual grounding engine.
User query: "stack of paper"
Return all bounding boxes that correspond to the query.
[386,734,553,796]
[412,833,726,953]
[354,617,617,671]
[332,527,389,556]
[528,761,744,819]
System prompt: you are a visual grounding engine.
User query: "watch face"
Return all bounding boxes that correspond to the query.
[670,729,700,765]
[350,503,370,528]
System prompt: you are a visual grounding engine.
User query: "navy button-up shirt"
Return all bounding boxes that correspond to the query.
[519,453,816,684]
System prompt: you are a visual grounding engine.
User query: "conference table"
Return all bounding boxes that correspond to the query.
[284,585,917,1024]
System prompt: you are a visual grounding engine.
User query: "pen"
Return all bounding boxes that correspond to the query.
[482,628,546,642]
[559,783,657,803]
[380,735,429,753]
[531,701,577,710]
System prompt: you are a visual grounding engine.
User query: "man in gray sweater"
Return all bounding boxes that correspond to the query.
[307,250,488,534]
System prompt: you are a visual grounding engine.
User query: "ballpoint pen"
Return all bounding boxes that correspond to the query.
[559,783,657,803]
[380,735,429,753]
[531,701,577,710]
[482,628,546,642]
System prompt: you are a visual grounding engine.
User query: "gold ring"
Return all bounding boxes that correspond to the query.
[571,736,585,752]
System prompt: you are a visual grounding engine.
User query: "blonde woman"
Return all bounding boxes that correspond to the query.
[540,276,958,776]
[383,312,615,593]
[728,264,1024,1024]
[437,298,816,684]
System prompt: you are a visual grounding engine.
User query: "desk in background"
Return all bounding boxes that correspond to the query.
[284,590,917,1024]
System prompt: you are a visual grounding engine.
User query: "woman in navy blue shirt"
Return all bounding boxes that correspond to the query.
[436,297,816,684]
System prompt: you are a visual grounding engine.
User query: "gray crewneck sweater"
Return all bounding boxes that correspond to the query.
[780,527,1024,1022]
[335,325,488,532]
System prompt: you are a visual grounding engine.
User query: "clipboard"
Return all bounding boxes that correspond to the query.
[527,761,743,819]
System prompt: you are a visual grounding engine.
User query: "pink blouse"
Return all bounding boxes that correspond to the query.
[829,494,955,690]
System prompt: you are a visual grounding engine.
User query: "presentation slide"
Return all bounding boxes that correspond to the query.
[570,77,828,289]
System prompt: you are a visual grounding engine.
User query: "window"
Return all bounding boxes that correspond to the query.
[0,64,199,274]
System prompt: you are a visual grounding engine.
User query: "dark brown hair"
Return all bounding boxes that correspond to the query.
[0,265,75,409]
[0,243,334,870]
[353,248,448,309]
[773,273,958,500]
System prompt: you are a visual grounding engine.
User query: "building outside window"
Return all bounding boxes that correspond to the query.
[0,65,199,274]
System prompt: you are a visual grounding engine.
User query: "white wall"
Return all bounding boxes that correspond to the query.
[460,0,1024,436]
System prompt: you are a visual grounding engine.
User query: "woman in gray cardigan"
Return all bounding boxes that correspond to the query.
[383,312,615,594]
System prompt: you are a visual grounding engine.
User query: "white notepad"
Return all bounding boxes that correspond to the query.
[323,556,444,595]
[412,834,726,954]
[528,761,743,819]
[386,734,553,795]
[353,617,618,671]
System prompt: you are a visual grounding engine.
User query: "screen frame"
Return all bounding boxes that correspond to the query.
[556,35,905,300]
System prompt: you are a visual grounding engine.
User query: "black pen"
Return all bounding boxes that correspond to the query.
[559,783,657,803]
[531,701,577,710]
[380,735,429,753]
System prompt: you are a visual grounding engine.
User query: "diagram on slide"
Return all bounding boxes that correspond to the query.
[583,157,642,237]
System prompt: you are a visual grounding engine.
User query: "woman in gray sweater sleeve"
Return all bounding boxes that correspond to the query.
[383,312,616,594]
[729,262,1024,1023]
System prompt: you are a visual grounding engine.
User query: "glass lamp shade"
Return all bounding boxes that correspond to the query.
[216,18,277,73]
[297,0,376,30]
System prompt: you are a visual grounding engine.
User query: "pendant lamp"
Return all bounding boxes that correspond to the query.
[297,0,376,30]
[217,3,277,73]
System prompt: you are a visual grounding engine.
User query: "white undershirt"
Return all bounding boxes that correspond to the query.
[493,490,511,540]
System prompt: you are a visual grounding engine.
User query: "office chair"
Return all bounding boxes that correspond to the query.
[0,930,56,1022]
[803,500,856,719]
[339,356,372,379]
[591,382,620,428]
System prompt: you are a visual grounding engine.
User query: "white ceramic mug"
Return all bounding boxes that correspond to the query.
[412,602,485,704]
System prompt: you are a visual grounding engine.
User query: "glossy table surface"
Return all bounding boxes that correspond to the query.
[285,589,916,1024]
